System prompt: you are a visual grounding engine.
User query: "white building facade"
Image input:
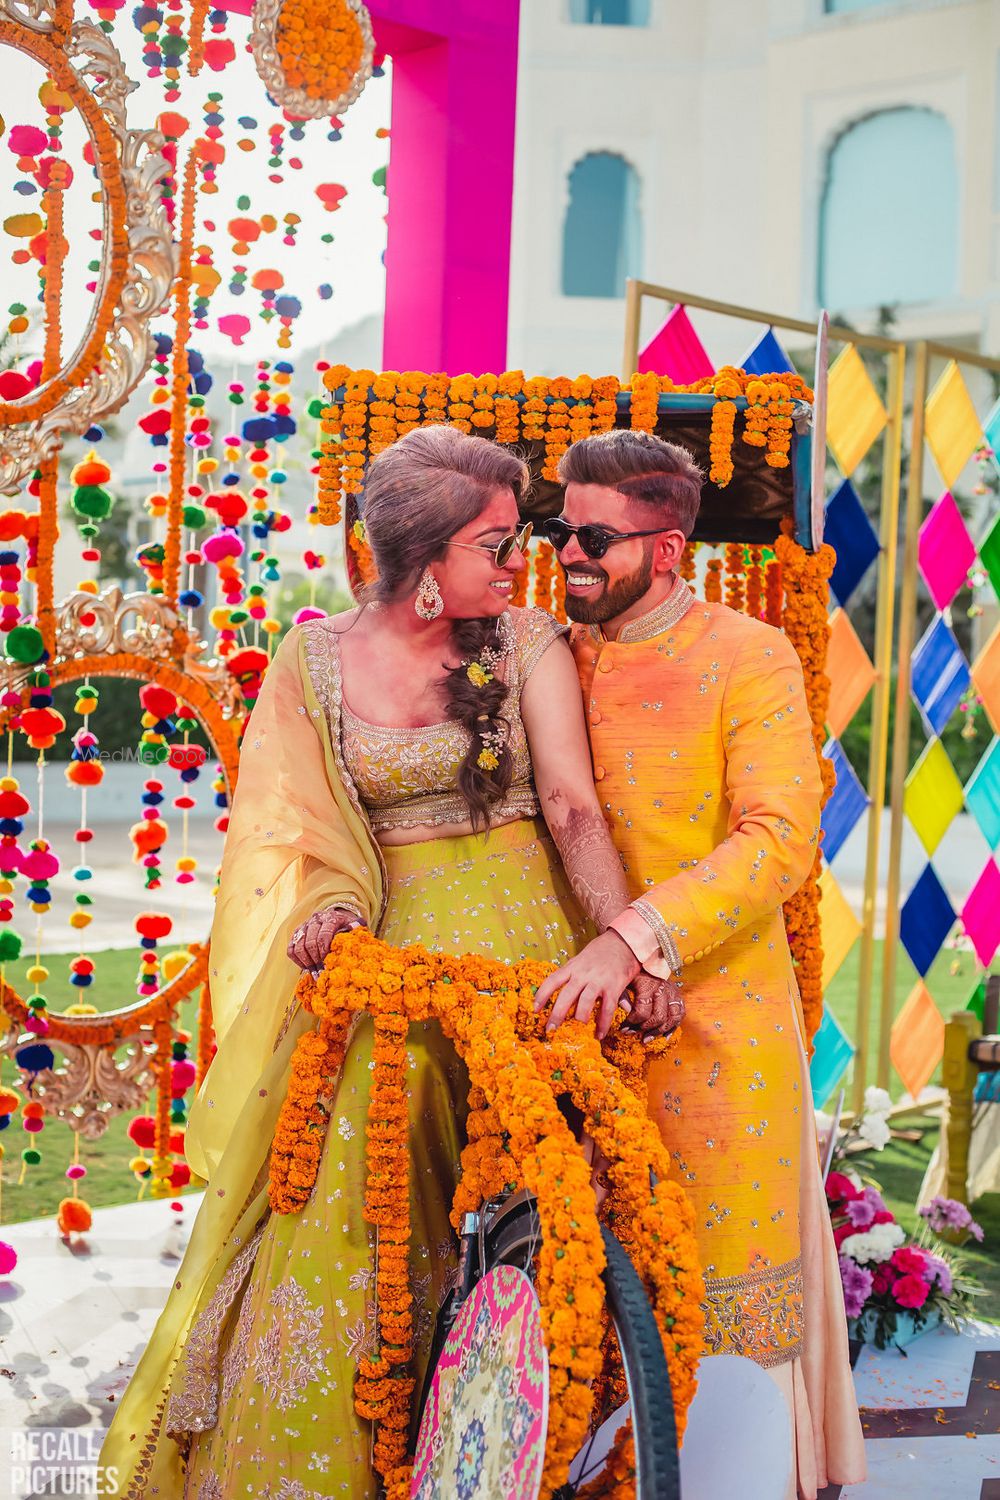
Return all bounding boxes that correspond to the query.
[507,0,1000,375]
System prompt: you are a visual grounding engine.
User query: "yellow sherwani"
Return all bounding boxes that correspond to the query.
[572,579,822,1366]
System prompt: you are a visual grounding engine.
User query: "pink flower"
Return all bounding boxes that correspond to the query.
[838,1256,874,1319]
[846,1185,889,1230]
[891,1246,930,1279]
[826,1171,859,1205]
[872,1264,898,1296]
[893,1273,930,1310]
[834,1222,857,1249]
[925,1254,953,1297]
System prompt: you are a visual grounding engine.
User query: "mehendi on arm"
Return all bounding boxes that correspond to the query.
[544,788,631,933]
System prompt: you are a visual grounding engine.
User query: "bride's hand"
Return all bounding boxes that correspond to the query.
[287,907,363,972]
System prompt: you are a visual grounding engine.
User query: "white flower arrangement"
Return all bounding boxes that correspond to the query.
[839,1221,905,1265]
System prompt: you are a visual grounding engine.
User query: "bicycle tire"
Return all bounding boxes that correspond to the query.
[484,1200,680,1500]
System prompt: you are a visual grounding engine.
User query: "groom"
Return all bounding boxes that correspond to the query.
[534,427,865,1493]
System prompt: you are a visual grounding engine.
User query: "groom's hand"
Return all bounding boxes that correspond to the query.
[534,931,642,1040]
[626,973,685,1042]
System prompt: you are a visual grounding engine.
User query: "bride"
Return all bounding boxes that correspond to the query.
[102,424,679,1498]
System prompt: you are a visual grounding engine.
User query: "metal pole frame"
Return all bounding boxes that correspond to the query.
[621,280,906,1106]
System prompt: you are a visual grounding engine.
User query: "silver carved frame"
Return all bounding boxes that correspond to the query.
[250,0,374,120]
[0,0,176,492]
[0,587,241,1133]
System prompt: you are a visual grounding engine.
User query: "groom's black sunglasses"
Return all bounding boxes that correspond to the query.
[541,517,671,561]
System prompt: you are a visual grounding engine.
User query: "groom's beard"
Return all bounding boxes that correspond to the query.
[559,544,655,625]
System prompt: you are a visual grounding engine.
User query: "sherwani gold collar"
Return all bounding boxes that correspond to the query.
[583,575,696,646]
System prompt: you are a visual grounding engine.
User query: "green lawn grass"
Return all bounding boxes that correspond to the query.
[0,946,202,1227]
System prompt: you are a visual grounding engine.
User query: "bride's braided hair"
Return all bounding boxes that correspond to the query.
[361,426,530,830]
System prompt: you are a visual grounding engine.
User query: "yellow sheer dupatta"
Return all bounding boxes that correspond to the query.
[102,618,385,1492]
[186,617,384,1178]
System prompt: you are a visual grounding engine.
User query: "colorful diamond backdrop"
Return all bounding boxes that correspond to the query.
[889,358,1000,1101]
[809,341,893,1108]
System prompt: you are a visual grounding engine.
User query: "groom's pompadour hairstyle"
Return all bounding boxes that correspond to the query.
[557,428,704,538]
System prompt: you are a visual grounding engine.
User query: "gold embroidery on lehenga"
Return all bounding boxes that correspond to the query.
[701,1253,804,1367]
[165,1219,269,1438]
[251,1274,331,1411]
[259,1480,329,1500]
[119,1394,169,1500]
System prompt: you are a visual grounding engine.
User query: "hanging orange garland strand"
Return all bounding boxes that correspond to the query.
[774,522,836,1046]
[187,0,211,74]
[34,161,70,660]
[746,543,764,620]
[164,147,200,610]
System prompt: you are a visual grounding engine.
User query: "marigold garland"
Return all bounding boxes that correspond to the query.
[533,540,555,611]
[774,523,836,1046]
[746,543,764,620]
[275,0,366,102]
[195,976,214,1087]
[35,451,60,661]
[187,0,211,74]
[765,556,783,627]
[679,539,697,583]
[0,23,131,426]
[271,929,704,1500]
[704,554,723,604]
[552,562,568,624]
[708,399,737,486]
[164,147,199,610]
[41,161,69,380]
[724,542,745,613]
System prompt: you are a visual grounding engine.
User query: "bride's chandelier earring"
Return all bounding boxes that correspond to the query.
[414,568,444,620]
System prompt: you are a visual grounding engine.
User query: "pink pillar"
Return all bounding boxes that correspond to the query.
[369,2,520,374]
[219,0,521,373]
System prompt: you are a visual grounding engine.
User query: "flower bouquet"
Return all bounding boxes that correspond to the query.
[824,1089,982,1351]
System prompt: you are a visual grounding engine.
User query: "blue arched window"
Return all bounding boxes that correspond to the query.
[818,107,958,308]
[569,0,651,24]
[562,153,642,297]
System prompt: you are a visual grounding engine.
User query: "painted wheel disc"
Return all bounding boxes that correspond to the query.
[411,1264,548,1500]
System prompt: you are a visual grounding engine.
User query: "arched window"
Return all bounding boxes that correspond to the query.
[818,107,958,309]
[569,0,651,24]
[562,153,642,297]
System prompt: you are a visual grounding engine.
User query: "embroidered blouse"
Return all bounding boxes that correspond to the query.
[339,606,566,833]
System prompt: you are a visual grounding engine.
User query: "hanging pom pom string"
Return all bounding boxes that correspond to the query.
[169,699,204,886]
[150,1017,174,1198]
[0,957,22,1273]
[135,911,173,998]
[58,1130,92,1237]
[127,1113,155,1200]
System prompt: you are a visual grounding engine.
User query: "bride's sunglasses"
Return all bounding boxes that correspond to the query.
[447,520,533,568]
[541,517,671,561]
